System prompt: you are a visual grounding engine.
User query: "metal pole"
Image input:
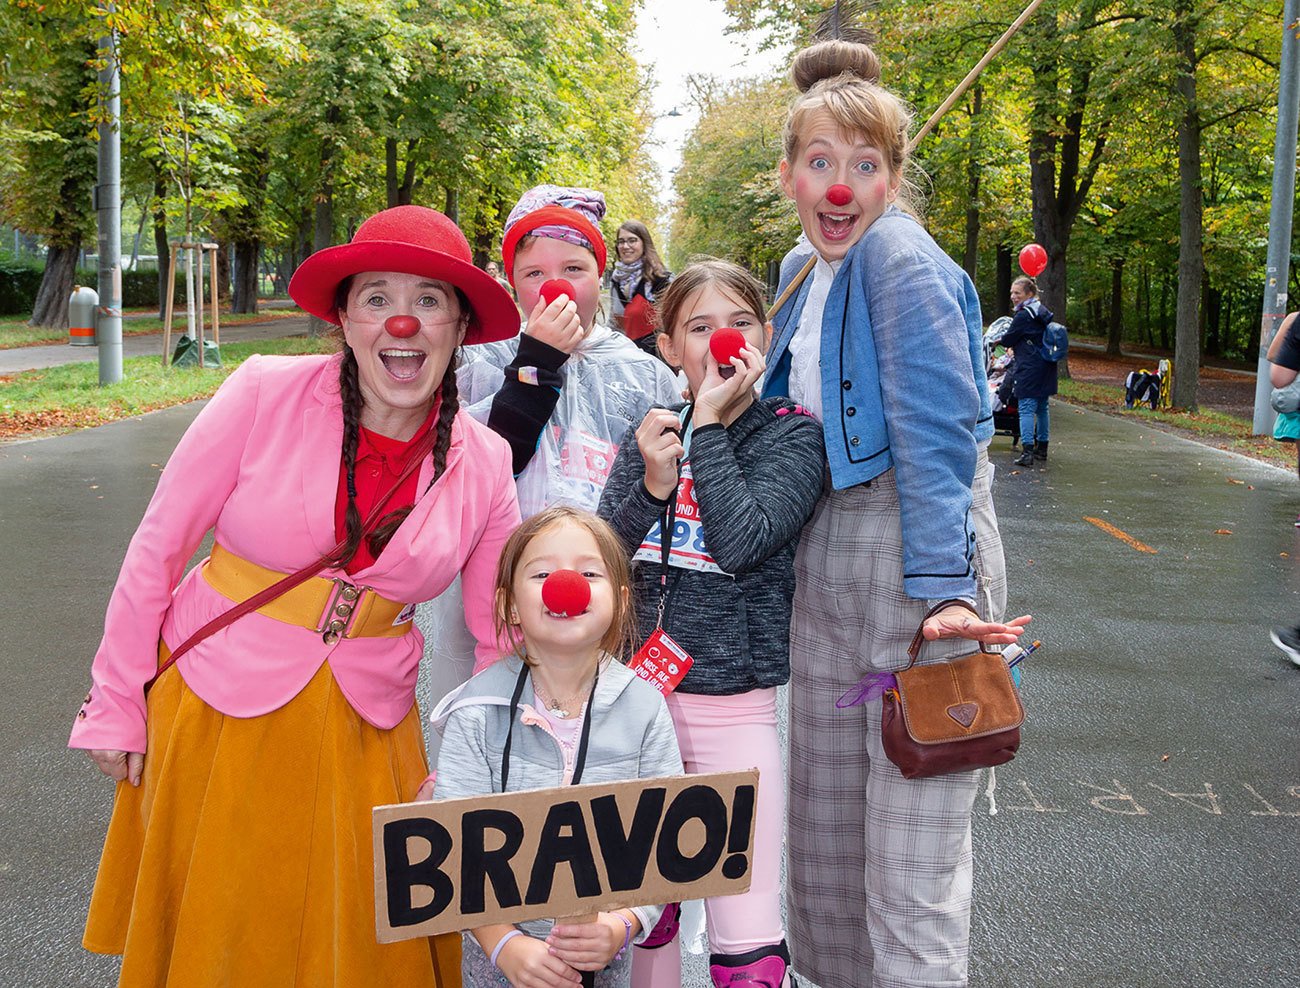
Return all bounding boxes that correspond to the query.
[96,4,123,386]
[1254,0,1300,433]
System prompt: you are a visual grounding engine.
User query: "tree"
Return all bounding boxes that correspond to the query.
[0,4,98,328]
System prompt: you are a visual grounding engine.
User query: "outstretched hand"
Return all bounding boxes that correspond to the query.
[921,605,1031,645]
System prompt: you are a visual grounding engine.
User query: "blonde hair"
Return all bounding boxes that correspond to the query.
[782,40,921,213]
[655,257,766,344]
[493,506,636,665]
[1012,276,1038,295]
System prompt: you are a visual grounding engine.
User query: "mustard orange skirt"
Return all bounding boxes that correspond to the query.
[84,656,461,987]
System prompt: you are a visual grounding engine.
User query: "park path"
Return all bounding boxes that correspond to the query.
[0,308,308,375]
[1,398,1298,986]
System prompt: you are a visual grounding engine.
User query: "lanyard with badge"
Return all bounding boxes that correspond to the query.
[627,407,696,695]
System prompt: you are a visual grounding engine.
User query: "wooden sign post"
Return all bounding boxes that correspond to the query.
[373,770,759,943]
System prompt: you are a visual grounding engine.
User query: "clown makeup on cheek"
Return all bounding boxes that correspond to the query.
[779,110,899,262]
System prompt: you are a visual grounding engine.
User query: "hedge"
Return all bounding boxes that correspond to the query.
[0,254,187,315]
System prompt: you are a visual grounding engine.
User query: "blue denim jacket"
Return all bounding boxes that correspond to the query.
[762,208,993,600]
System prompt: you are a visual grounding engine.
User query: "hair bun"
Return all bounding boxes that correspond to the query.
[790,38,881,92]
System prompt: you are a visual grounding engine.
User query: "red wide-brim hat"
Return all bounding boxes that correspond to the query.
[288,206,518,346]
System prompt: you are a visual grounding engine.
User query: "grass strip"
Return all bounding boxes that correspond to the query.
[0,307,304,349]
[0,336,334,441]
[1057,377,1294,470]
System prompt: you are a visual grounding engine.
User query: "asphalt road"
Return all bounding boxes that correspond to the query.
[1,400,1297,987]
[0,313,309,375]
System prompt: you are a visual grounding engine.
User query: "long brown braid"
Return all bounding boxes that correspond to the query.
[327,275,466,569]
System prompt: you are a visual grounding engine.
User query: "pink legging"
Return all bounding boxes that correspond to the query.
[632,688,786,987]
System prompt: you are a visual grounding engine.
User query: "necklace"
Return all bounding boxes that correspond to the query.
[532,675,592,720]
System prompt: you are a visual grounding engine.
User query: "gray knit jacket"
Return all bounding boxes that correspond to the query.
[597,398,826,695]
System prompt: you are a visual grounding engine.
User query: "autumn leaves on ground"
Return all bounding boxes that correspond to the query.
[0,337,334,441]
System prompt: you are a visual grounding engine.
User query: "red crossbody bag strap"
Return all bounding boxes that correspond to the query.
[143,428,439,694]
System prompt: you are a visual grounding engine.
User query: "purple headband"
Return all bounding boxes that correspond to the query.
[504,184,607,252]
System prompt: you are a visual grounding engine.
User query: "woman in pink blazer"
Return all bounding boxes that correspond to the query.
[69,206,522,988]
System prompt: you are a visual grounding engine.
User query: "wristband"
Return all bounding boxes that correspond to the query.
[612,913,633,962]
[490,929,523,969]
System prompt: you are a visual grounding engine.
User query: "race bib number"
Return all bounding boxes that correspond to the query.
[628,627,693,695]
[632,461,727,575]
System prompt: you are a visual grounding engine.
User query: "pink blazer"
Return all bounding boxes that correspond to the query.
[69,353,521,754]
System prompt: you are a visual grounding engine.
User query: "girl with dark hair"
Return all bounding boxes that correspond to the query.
[599,259,825,988]
[609,220,673,356]
[69,205,522,988]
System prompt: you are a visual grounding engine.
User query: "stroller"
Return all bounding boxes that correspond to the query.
[983,316,1020,447]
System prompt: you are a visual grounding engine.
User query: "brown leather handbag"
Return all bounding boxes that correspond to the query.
[881,601,1025,780]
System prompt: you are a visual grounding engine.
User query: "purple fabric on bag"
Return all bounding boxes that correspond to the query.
[836,671,897,708]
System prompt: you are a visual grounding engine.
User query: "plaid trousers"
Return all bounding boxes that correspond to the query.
[786,450,1006,988]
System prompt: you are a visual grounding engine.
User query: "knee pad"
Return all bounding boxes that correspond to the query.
[635,901,681,949]
[709,940,796,988]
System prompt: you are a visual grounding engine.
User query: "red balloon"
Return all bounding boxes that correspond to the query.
[539,279,577,307]
[826,184,853,207]
[1019,243,1048,278]
[541,569,591,617]
[384,314,421,338]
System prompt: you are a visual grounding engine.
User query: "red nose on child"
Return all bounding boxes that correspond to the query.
[709,327,747,380]
[826,184,853,207]
[541,569,591,617]
[384,315,421,338]
[539,279,578,307]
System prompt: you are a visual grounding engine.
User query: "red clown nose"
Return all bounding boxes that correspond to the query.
[826,184,853,207]
[539,279,577,307]
[384,315,421,338]
[541,569,591,617]
[709,327,747,380]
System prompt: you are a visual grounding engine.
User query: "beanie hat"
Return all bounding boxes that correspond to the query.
[501,184,607,284]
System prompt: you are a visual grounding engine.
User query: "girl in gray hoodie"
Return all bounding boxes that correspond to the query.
[433,507,683,987]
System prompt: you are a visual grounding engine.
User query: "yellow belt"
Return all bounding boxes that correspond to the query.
[203,543,413,643]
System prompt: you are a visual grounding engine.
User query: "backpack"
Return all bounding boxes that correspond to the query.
[1039,321,1068,362]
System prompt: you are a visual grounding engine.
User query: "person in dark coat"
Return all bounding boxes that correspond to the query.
[1000,275,1057,466]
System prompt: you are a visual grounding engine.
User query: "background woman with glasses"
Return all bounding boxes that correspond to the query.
[609,220,673,357]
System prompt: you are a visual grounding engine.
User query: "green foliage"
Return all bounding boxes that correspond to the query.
[686,0,1288,370]
[669,76,800,274]
[0,260,185,316]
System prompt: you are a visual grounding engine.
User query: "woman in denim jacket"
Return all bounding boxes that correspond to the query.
[760,39,1030,988]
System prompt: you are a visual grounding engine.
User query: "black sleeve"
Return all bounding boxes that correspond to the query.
[688,413,826,575]
[485,334,569,477]
[1276,319,1300,371]
[596,425,669,557]
[999,310,1032,351]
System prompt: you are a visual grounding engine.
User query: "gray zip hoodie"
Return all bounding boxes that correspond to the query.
[431,657,683,943]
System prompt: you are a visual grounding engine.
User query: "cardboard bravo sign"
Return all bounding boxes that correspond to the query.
[374,770,758,942]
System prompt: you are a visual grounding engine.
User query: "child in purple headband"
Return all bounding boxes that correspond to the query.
[458,183,681,518]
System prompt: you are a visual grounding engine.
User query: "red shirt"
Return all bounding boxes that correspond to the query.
[334,403,438,574]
